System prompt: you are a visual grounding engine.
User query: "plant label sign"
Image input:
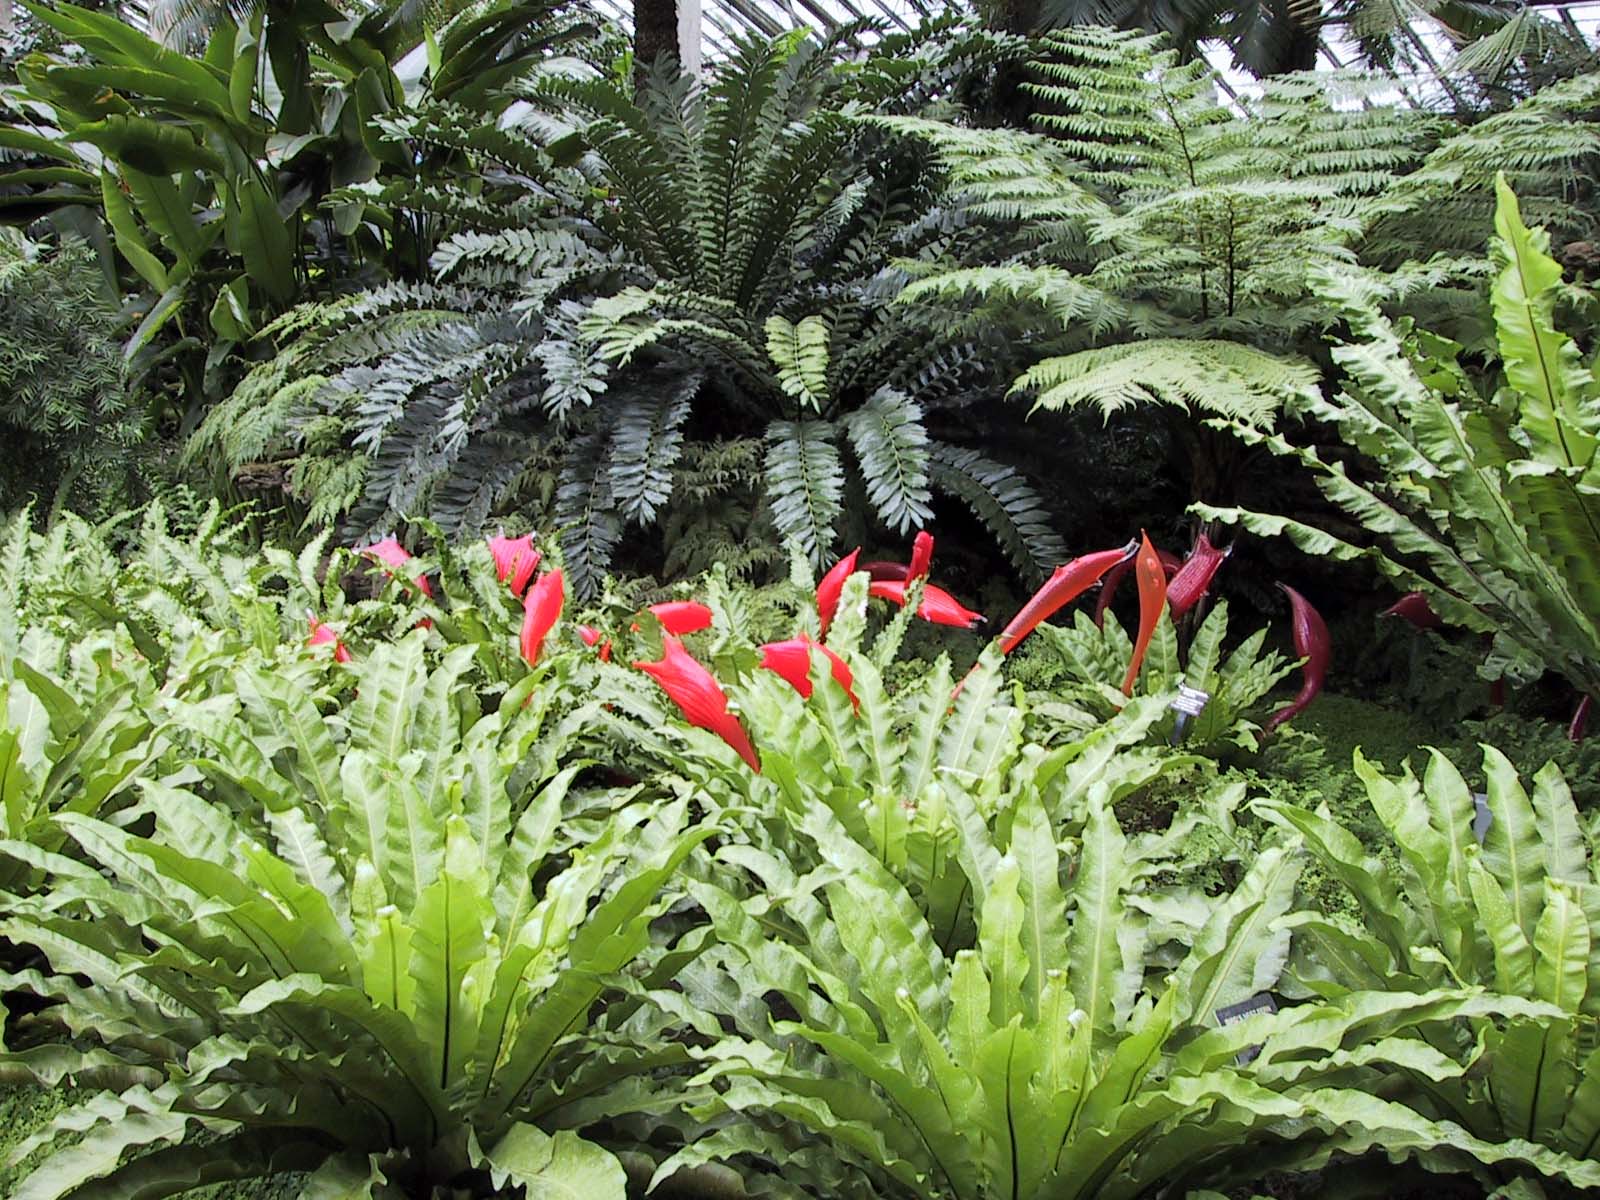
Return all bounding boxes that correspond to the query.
[1215,993,1277,1065]
[1169,684,1210,745]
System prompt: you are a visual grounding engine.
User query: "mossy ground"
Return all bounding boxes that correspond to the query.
[0,1082,304,1200]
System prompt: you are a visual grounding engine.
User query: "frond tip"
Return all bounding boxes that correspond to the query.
[1012,340,1319,427]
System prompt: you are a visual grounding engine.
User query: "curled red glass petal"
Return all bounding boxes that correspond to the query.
[759,636,858,709]
[907,531,933,582]
[519,568,565,667]
[647,601,714,635]
[1000,541,1137,654]
[307,616,353,663]
[577,624,613,662]
[869,580,985,630]
[357,536,434,598]
[1119,531,1168,696]
[1265,584,1330,732]
[488,532,540,597]
[633,635,760,771]
[1382,591,1442,631]
[817,548,860,636]
[862,561,910,582]
[1166,535,1230,619]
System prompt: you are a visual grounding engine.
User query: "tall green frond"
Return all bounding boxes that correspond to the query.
[606,374,699,526]
[843,388,934,535]
[556,429,622,598]
[928,442,1067,579]
[764,419,844,567]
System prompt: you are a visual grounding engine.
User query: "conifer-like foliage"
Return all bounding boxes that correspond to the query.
[0,230,153,518]
[193,26,1067,595]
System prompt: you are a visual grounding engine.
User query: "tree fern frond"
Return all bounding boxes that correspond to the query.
[1013,340,1319,427]
[606,373,699,526]
[896,264,1115,332]
[843,387,934,534]
[928,443,1066,580]
[764,419,844,566]
[534,323,610,422]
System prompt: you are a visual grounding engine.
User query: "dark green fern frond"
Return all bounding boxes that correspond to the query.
[325,179,541,232]
[556,427,623,598]
[606,373,699,526]
[764,418,844,566]
[535,304,612,421]
[843,387,934,535]
[927,442,1067,580]
[429,227,601,287]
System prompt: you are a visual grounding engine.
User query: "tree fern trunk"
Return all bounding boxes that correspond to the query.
[988,0,1040,128]
[634,0,678,86]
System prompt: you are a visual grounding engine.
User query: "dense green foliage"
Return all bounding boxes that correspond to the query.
[0,231,152,517]
[5,7,1600,1198]
[1202,177,1600,701]
[0,514,1597,1198]
[1265,746,1600,1188]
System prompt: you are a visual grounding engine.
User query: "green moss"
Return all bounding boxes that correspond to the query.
[0,1082,76,1198]
[0,1082,305,1200]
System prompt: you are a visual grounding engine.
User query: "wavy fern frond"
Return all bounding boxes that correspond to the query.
[868,116,1110,226]
[606,373,698,526]
[764,419,844,566]
[896,264,1116,332]
[1015,340,1319,427]
[843,388,934,535]
[1027,27,1231,186]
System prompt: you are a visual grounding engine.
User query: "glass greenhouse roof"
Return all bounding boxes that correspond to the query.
[587,0,940,58]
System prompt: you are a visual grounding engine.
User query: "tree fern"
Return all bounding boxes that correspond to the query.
[1371,71,1600,258]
